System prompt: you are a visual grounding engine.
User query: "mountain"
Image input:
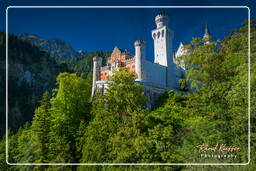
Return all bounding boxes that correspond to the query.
[18,33,81,60]
[0,31,112,137]
[0,31,70,136]
[78,50,86,56]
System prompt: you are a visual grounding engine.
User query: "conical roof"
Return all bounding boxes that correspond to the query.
[204,25,210,36]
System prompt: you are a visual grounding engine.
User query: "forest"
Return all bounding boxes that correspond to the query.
[0,20,255,170]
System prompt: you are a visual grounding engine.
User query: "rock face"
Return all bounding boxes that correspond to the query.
[0,31,111,137]
[18,33,81,60]
[0,31,69,136]
[78,50,86,56]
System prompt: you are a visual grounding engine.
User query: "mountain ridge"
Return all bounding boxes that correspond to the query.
[18,33,84,60]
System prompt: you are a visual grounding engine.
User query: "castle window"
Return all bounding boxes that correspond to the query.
[132,65,135,68]
[157,31,160,38]
[162,30,164,37]
[153,33,156,39]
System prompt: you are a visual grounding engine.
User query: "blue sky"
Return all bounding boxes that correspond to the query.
[1,0,255,61]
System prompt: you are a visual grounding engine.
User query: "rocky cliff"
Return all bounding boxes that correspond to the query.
[0,31,69,136]
[18,33,81,60]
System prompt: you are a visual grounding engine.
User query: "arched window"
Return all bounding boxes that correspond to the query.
[162,30,165,37]
[157,31,160,38]
[153,33,156,39]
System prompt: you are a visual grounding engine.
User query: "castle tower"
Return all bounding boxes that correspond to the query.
[152,12,174,67]
[134,40,146,81]
[174,42,187,70]
[92,56,102,96]
[203,25,212,44]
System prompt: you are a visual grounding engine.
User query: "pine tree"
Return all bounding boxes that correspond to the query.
[31,92,51,167]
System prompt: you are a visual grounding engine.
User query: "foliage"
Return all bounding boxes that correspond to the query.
[78,67,147,166]
[106,67,147,114]
[0,19,255,170]
[179,19,255,170]
[0,31,69,137]
[47,73,92,164]
[66,51,111,79]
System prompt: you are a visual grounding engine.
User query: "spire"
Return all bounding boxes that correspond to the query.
[177,42,184,52]
[204,24,210,36]
[203,24,212,44]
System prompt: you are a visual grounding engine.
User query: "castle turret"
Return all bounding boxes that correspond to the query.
[134,40,146,81]
[174,42,187,70]
[92,56,102,96]
[155,12,169,28]
[152,12,173,67]
[203,25,212,44]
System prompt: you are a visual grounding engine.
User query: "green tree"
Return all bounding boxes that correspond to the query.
[180,20,254,170]
[48,72,92,165]
[104,67,147,115]
[78,67,147,168]
[30,92,51,163]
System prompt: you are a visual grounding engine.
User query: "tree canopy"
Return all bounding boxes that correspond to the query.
[1,20,255,170]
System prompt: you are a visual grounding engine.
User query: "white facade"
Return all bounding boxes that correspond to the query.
[133,12,181,91]
[174,42,188,70]
[92,12,184,109]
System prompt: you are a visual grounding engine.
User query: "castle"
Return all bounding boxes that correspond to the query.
[91,13,211,109]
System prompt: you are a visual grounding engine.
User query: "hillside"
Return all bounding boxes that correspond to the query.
[0,31,112,137]
[66,51,111,79]
[18,33,82,60]
[0,31,71,136]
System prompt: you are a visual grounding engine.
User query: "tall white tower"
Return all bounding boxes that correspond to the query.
[92,56,102,96]
[152,12,174,67]
[134,40,146,81]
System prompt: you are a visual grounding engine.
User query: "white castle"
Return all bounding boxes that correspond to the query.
[92,12,212,108]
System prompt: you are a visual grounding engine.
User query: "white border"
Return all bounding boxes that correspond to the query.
[5,6,250,166]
